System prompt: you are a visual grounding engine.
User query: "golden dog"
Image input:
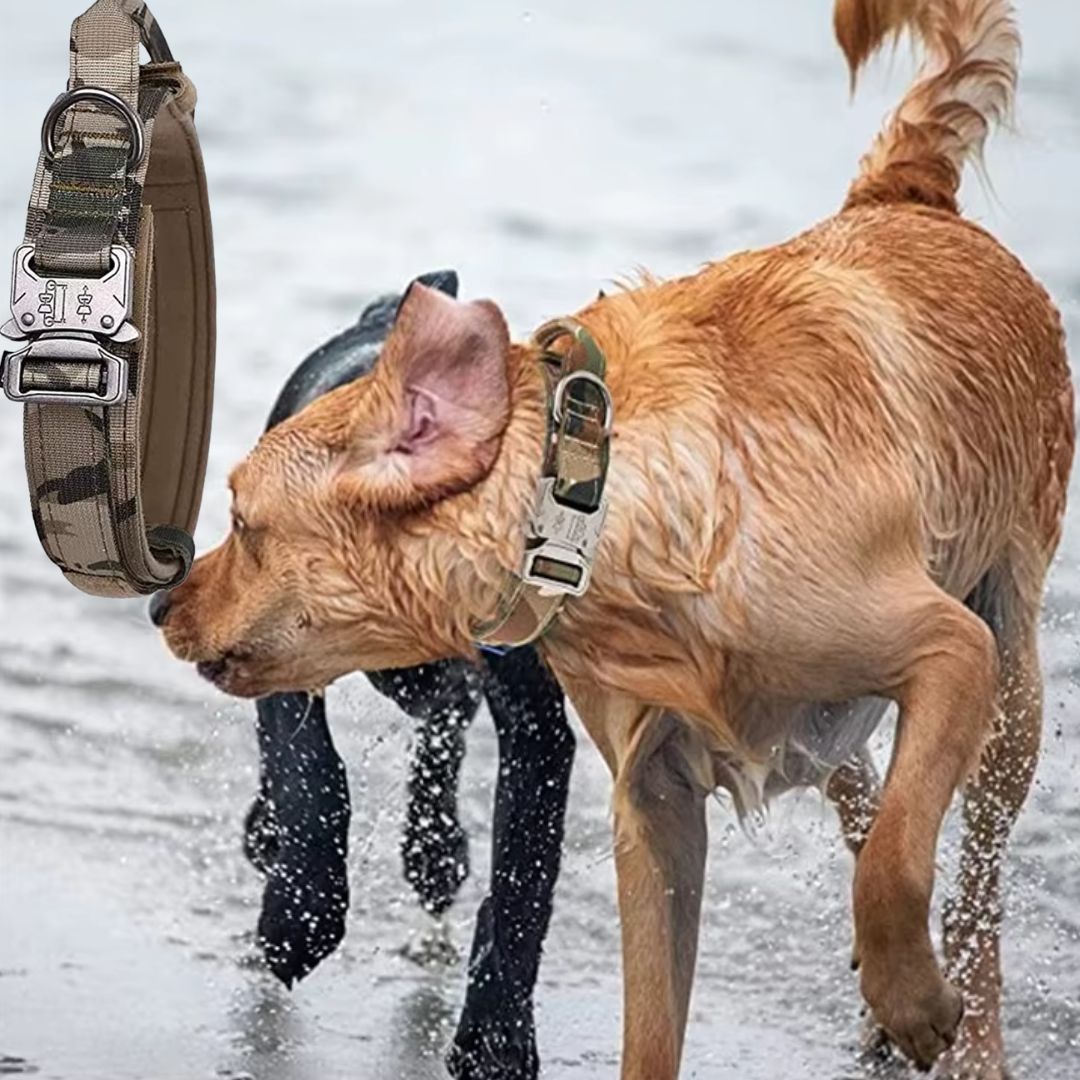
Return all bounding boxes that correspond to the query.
[157,1,1074,1076]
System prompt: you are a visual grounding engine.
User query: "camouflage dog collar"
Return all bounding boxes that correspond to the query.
[1,0,215,597]
[474,318,613,649]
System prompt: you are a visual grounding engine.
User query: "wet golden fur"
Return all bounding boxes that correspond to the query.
[160,2,1073,1077]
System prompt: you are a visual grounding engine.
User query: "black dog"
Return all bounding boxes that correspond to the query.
[219,274,573,1079]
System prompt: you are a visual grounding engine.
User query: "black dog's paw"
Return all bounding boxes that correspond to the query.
[402,815,470,918]
[257,866,349,988]
[446,1011,539,1080]
[243,793,281,874]
[398,919,460,968]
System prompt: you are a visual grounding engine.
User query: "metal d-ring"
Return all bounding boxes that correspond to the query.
[41,87,145,169]
[552,370,614,435]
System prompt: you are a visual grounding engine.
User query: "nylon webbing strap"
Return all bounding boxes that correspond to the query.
[5,0,215,597]
[474,319,612,649]
[540,319,610,510]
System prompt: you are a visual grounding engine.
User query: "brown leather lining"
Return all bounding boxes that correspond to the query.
[140,72,215,537]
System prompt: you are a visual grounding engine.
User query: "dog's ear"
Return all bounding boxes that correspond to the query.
[336,283,512,511]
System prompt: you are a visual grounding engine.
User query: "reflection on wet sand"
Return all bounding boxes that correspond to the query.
[375,984,456,1080]
[224,979,308,1080]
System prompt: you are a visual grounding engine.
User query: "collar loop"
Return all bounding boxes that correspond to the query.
[473,318,613,648]
[0,0,216,596]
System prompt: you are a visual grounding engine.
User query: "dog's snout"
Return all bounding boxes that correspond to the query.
[196,657,229,682]
[148,590,173,627]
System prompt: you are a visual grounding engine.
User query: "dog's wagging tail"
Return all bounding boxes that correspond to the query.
[155,3,1073,1080]
[836,0,1018,212]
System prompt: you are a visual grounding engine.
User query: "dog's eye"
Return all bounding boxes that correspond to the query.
[231,510,267,568]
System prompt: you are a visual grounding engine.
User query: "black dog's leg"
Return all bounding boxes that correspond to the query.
[247,662,481,983]
[243,757,279,876]
[252,693,351,987]
[448,647,574,1080]
[367,662,482,917]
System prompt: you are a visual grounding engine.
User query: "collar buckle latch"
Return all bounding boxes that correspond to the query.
[1,243,138,406]
[1,333,129,406]
[521,478,609,598]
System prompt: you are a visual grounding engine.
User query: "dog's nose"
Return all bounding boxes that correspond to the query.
[148,591,172,627]
[197,657,228,683]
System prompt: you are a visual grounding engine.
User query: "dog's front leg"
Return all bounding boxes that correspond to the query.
[367,661,483,917]
[252,692,351,986]
[853,587,999,1071]
[447,646,574,1080]
[602,704,711,1080]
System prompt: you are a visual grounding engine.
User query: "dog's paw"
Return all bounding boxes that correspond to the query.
[256,865,349,987]
[242,793,280,874]
[399,919,460,968]
[446,1010,539,1080]
[858,1012,894,1062]
[402,814,469,917]
[863,964,964,1071]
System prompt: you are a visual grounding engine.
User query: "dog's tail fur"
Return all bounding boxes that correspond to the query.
[835,0,1019,214]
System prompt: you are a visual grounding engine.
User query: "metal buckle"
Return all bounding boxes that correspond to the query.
[42,87,145,170]
[521,478,608,598]
[7,244,134,338]
[1,333,128,406]
[0,243,138,406]
[552,370,614,434]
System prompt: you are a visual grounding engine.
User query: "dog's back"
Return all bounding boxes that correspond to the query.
[749,0,1073,612]
[576,1,1072,683]
[831,0,1074,565]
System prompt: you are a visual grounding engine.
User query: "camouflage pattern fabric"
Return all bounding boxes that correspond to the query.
[119,1,174,65]
[542,323,611,511]
[473,320,612,647]
[14,0,213,597]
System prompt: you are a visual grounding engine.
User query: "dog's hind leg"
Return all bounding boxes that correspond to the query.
[827,749,881,857]
[825,746,890,1062]
[829,749,908,1065]
[936,559,1047,1080]
[448,646,573,1080]
[851,577,999,1072]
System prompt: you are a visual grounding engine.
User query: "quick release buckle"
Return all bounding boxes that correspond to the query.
[1,334,129,406]
[521,477,609,598]
[1,243,138,406]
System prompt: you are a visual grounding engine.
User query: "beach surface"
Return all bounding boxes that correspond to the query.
[1,2,1078,1077]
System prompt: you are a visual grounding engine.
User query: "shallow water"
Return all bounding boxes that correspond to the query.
[1,2,1079,1078]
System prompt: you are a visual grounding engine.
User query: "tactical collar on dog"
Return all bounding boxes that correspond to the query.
[0,0,215,597]
[473,318,613,649]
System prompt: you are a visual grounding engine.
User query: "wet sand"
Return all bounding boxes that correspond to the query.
[1,2,1079,1077]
